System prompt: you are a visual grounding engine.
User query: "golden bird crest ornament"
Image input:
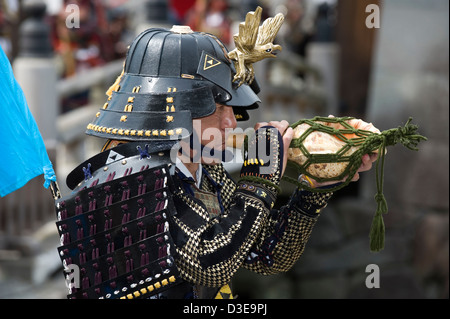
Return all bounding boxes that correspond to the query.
[228,6,285,87]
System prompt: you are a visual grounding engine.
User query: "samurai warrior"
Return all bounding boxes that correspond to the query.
[55,8,376,299]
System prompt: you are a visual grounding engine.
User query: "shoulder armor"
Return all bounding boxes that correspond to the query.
[55,141,182,299]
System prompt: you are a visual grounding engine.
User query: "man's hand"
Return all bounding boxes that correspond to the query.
[310,153,379,188]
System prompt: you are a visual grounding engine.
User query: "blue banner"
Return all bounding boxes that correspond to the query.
[0,47,56,197]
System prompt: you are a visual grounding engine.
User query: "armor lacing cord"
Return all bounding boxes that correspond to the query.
[83,163,92,180]
[88,192,97,211]
[137,145,151,159]
[284,117,427,252]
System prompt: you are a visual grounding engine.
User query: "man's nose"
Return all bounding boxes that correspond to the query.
[221,106,237,130]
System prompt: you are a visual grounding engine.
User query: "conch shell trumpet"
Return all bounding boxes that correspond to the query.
[288,118,383,179]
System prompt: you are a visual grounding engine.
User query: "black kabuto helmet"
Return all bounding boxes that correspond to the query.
[85,25,261,142]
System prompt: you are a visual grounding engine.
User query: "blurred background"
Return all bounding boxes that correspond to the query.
[0,0,448,299]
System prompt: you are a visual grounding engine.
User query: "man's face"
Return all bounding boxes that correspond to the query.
[178,103,237,165]
[197,103,237,150]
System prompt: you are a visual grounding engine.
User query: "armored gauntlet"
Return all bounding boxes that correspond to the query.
[237,126,284,209]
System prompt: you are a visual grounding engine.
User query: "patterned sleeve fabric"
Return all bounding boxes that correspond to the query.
[169,163,333,288]
[170,163,269,287]
[243,188,332,275]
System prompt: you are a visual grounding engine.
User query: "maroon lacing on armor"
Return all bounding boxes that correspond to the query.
[140,243,149,266]
[88,192,96,211]
[106,171,116,182]
[89,179,99,188]
[121,204,130,224]
[107,257,117,279]
[125,250,134,272]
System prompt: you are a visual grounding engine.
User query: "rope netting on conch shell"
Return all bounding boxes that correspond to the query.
[283,116,427,252]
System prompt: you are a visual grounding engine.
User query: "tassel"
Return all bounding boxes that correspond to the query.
[369,215,385,252]
[370,140,388,252]
[369,193,388,252]
[368,118,426,252]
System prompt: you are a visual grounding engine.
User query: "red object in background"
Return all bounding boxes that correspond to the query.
[170,0,197,23]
